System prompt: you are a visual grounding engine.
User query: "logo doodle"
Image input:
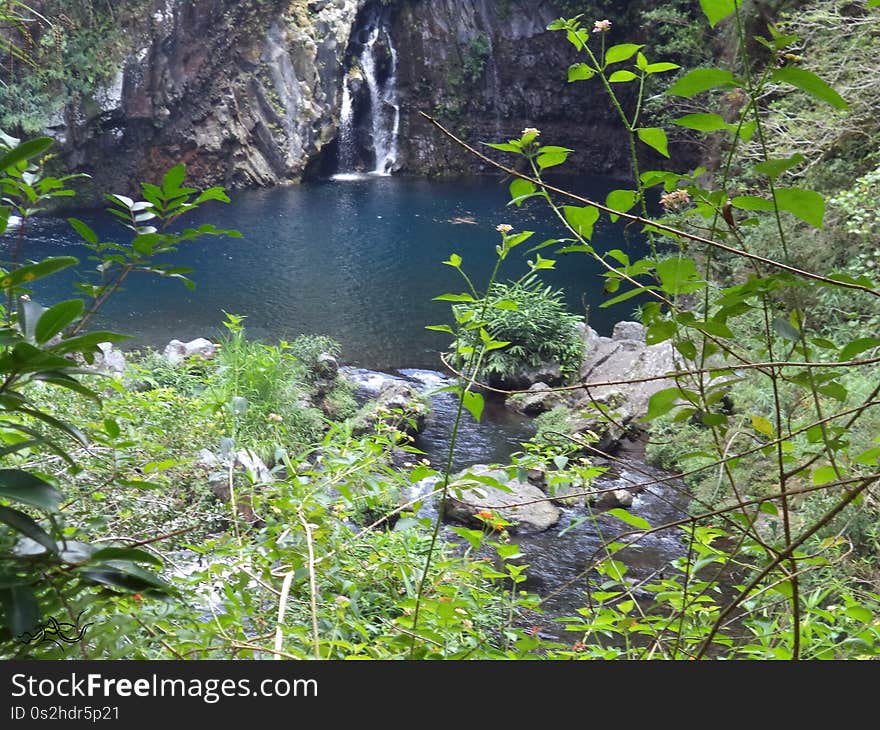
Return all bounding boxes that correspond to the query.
[15,610,92,649]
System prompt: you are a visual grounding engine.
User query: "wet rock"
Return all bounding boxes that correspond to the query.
[350,379,430,436]
[444,464,560,533]
[506,382,561,416]
[163,337,216,364]
[92,342,126,375]
[196,447,273,524]
[315,352,339,378]
[595,488,635,509]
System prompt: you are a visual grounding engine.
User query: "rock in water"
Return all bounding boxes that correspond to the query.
[444,464,560,533]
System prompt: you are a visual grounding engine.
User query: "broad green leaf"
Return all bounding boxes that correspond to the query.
[771,67,848,110]
[731,195,775,212]
[760,501,779,516]
[79,563,172,593]
[844,606,873,623]
[509,178,536,206]
[637,128,669,158]
[0,256,78,290]
[839,337,880,362]
[0,137,53,172]
[605,508,650,531]
[646,387,684,420]
[605,189,638,222]
[425,324,454,334]
[812,465,838,485]
[0,505,57,554]
[537,149,569,170]
[753,154,804,179]
[90,547,162,567]
[673,113,730,132]
[103,419,121,439]
[0,469,61,512]
[667,68,737,97]
[162,163,186,193]
[605,44,643,65]
[609,70,637,83]
[772,317,800,342]
[49,331,130,356]
[461,390,484,423]
[568,63,595,82]
[0,585,40,638]
[443,253,462,268]
[775,187,825,228]
[67,217,98,245]
[34,300,83,344]
[699,0,742,27]
[492,299,518,311]
[656,257,699,294]
[563,205,600,239]
[854,447,880,466]
[751,415,774,436]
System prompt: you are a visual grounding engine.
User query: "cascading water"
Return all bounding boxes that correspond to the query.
[333,6,400,178]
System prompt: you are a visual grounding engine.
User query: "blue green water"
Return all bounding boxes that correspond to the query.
[2,175,645,370]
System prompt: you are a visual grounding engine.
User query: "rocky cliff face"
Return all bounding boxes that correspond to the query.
[53,0,366,196]
[391,0,631,177]
[39,0,635,194]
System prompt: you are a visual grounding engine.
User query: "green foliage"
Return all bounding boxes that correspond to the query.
[451,273,584,385]
[0,134,233,650]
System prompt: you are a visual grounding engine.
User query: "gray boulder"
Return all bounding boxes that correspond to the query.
[506,382,562,416]
[444,464,560,533]
[350,379,429,436]
[93,342,126,375]
[163,337,216,364]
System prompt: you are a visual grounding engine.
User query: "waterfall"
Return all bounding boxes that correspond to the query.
[336,81,356,172]
[333,6,400,178]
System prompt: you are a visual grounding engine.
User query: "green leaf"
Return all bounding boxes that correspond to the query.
[49,331,130,356]
[609,70,638,83]
[0,505,57,554]
[839,337,880,362]
[484,142,521,153]
[771,67,848,110]
[563,205,599,239]
[646,62,680,74]
[753,154,804,179]
[162,163,186,193]
[605,189,638,222]
[433,293,476,303]
[568,63,595,82]
[637,128,669,158]
[751,415,774,437]
[509,178,536,206]
[605,508,650,530]
[461,391,484,423]
[0,585,40,638]
[605,44,643,65]
[646,387,684,420]
[0,137,53,172]
[443,253,462,268]
[79,564,172,593]
[731,195,775,212]
[673,113,730,132]
[656,257,699,294]
[34,300,83,344]
[844,606,873,623]
[667,68,737,97]
[772,317,800,342]
[760,501,779,516]
[0,470,61,512]
[811,465,838,485]
[492,299,518,311]
[0,257,78,290]
[90,547,162,567]
[67,217,98,245]
[425,324,454,334]
[103,419,121,439]
[699,0,741,27]
[775,187,825,228]
[537,149,570,169]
